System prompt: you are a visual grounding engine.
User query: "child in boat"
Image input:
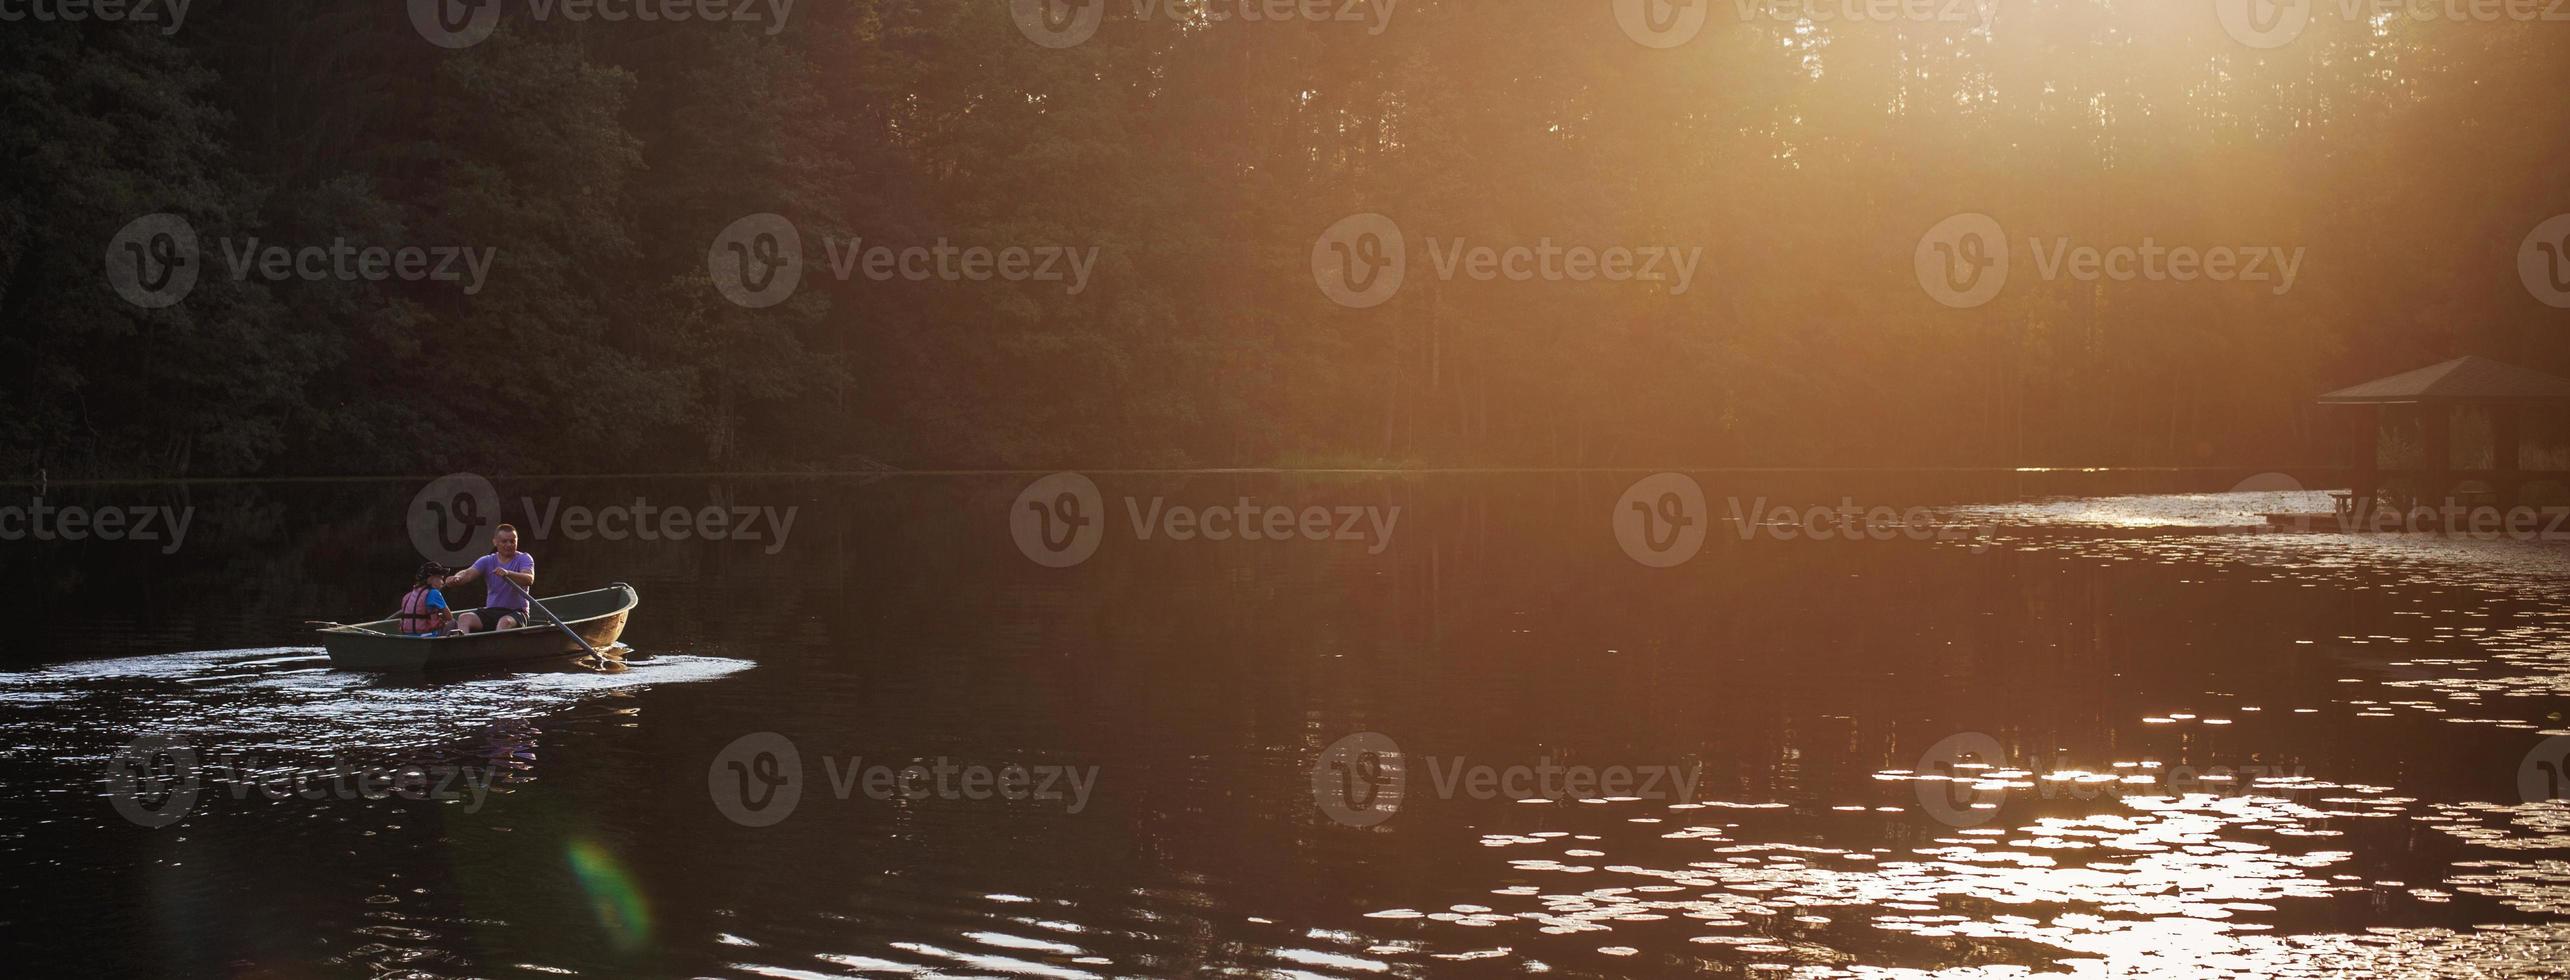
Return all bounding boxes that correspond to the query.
[396,562,454,637]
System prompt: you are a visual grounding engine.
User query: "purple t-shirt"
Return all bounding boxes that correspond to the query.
[473,551,535,611]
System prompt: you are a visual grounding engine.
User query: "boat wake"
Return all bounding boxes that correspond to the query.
[0,646,756,764]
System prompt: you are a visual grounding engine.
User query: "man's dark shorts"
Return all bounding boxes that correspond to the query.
[469,606,533,629]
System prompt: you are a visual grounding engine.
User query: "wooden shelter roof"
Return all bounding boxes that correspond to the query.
[2317,356,2570,404]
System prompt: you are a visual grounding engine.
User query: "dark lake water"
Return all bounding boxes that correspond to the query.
[5,473,2570,977]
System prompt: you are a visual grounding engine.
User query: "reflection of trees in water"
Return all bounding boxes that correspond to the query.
[5,481,322,664]
[846,473,2521,929]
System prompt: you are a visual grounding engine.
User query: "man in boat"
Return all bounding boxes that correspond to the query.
[445,524,536,633]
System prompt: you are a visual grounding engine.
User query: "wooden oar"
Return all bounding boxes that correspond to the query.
[514,587,620,671]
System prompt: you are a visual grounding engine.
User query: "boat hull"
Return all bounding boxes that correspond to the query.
[319,583,638,671]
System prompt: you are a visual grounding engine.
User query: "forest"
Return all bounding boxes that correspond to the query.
[4,0,2565,477]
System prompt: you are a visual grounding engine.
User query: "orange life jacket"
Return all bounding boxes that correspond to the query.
[397,587,445,634]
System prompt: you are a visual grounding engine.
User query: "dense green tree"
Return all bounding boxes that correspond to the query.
[0,24,305,475]
[3,1,2564,477]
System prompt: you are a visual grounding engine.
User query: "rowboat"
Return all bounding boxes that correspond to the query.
[318,583,639,671]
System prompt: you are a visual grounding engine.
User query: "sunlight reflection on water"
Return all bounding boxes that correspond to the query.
[1279,491,2570,978]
